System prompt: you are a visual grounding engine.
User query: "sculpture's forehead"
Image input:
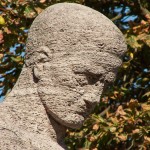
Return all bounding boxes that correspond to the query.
[51,51,121,67]
[26,3,126,66]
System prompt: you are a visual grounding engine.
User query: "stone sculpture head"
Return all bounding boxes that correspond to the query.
[26,3,126,129]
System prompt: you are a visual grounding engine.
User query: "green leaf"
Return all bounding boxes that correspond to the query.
[0,16,5,25]
[24,6,36,18]
[109,127,116,132]
[122,62,130,69]
[127,35,142,49]
[11,56,22,63]
[142,92,150,98]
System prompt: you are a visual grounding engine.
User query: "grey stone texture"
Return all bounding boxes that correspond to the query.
[0,3,127,150]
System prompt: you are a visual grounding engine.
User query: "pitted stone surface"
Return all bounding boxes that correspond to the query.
[26,3,126,128]
[0,3,127,150]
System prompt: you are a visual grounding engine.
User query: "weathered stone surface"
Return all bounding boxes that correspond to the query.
[0,3,127,149]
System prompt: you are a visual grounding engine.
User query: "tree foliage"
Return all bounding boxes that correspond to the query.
[0,0,149,149]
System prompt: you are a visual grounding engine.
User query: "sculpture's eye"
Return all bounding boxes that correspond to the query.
[72,64,105,86]
[75,73,103,87]
[85,74,102,85]
[38,53,49,62]
[75,75,88,86]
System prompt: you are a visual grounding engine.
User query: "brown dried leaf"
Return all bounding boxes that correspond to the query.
[110,127,116,132]
[88,136,96,142]
[4,27,11,34]
[127,118,134,125]
[111,117,119,124]
[116,105,126,116]
[40,0,46,3]
[118,128,123,133]
[141,103,150,111]
[92,124,99,131]
[0,53,4,60]
[114,91,119,98]
[144,136,150,142]
[121,115,128,120]
[128,99,139,109]
[0,31,4,44]
[145,14,150,20]
[132,129,140,134]
[35,7,43,14]
[117,134,127,141]
[92,148,98,150]
[101,97,109,103]
[141,20,147,25]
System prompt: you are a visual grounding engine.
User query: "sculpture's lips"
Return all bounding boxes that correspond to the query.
[76,111,89,118]
[75,107,92,118]
[60,113,85,129]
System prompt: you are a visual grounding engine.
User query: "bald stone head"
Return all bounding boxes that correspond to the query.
[26,3,126,129]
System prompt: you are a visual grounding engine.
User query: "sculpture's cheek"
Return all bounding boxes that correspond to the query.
[37,83,102,128]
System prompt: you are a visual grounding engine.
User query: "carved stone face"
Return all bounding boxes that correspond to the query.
[33,46,121,129]
[26,3,127,129]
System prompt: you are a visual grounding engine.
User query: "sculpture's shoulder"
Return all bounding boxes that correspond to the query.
[0,126,64,150]
[0,66,64,150]
[0,127,37,150]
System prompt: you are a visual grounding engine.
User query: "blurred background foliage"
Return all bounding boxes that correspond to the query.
[0,0,149,149]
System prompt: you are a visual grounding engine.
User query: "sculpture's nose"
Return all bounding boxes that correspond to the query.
[83,99,97,111]
[80,92,100,111]
[76,97,97,118]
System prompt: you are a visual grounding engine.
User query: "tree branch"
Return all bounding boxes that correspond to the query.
[111,10,131,22]
[0,7,12,12]
[111,14,122,21]
[138,0,150,16]
[99,106,110,116]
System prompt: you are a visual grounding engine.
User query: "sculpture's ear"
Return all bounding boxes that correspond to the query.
[32,46,53,82]
[25,46,53,67]
[33,63,44,81]
[35,46,53,63]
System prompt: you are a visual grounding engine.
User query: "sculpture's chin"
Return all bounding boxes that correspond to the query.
[62,113,85,129]
[50,111,85,129]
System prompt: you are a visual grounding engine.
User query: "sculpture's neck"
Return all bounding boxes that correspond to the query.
[4,66,66,148]
[8,67,37,97]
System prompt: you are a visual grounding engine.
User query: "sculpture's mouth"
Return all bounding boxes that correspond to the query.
[75,100,97,119]
[75,109,90,119]
[64,113,85,129]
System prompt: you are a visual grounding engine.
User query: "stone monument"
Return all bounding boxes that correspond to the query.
[0,3,126,150]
